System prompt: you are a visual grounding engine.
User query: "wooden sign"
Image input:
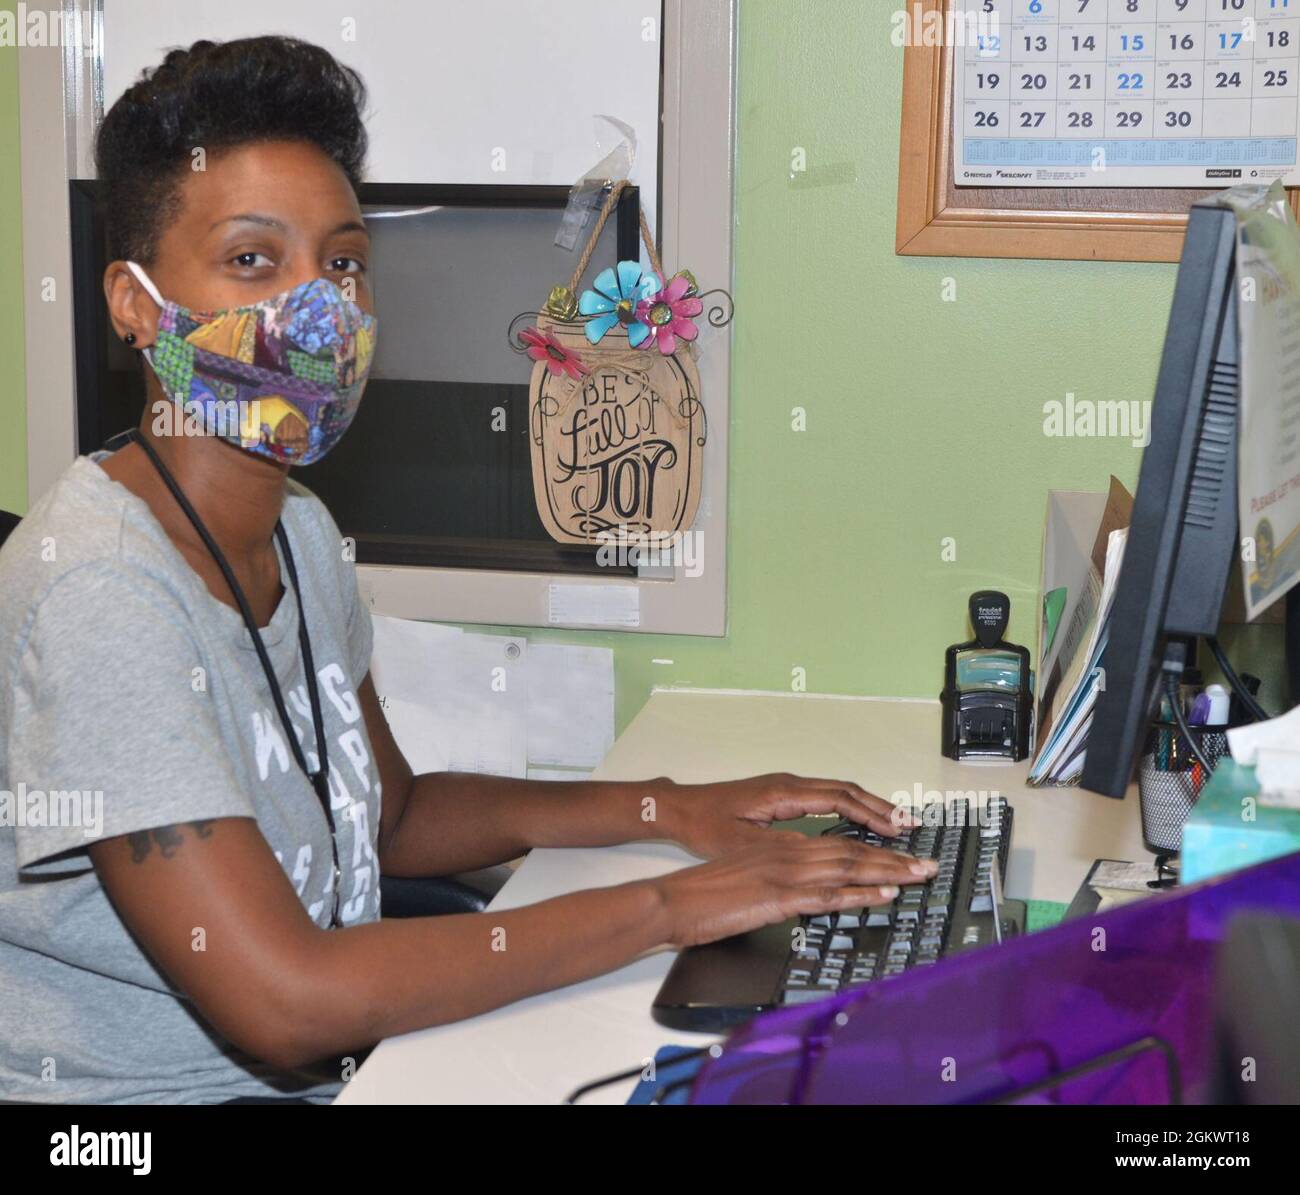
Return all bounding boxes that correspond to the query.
[528,316,705,544]
[513,179,727,546]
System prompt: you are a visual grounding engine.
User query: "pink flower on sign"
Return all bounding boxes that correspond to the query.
[634,273,704,356]
[520,326,590,381]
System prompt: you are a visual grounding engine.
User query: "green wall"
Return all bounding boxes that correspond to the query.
[511,0,1284,726]
[0,0,1284,727]
[0,1,27,515]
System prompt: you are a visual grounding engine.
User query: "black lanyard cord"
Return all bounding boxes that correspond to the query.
[276,522,331,806]
[117,430,343,923]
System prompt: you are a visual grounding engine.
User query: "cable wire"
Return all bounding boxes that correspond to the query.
[1206,636,1271,723]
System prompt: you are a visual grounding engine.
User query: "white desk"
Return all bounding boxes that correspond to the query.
[335,690,1147,1105]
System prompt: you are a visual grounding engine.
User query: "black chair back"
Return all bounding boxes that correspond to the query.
[0,511,19,549]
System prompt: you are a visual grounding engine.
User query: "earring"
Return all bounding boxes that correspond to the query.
[124,333,136,346]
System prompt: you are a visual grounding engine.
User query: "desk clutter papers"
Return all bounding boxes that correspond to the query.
[1028,527,1127,785]
[1090,859,1163,894]
[1028,481,1133,787]
[370,616,614,779]
[1064,859,1163,921]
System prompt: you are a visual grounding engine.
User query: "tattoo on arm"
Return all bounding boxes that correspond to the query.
[127,821,217,864]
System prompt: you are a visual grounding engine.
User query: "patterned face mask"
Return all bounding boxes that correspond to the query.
[126,262,377,466]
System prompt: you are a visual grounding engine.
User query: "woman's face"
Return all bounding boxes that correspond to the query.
[110,138,372,335]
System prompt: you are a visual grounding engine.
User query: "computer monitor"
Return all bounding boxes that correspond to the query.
[1083,200,1252,799]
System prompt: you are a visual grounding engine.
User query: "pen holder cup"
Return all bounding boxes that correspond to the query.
[1136,722,1230,855]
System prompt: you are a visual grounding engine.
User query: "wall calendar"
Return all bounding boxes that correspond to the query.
[952,0,1300,186]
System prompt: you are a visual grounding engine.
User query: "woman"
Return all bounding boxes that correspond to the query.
[0,36,932,1104]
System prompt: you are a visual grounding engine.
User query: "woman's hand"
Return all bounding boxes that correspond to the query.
[654,772,917,859]
[651,836,936,949]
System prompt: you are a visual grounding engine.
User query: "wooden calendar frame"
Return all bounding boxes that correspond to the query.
[896,0,1300,262]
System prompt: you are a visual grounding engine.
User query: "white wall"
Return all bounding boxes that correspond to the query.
[102,0,661,230]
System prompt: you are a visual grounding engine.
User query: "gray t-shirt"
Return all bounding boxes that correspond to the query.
[0,453,379,1104]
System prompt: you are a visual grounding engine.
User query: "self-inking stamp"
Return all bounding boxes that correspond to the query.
[941,590,1033,762]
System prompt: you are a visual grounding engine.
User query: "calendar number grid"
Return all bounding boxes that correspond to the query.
[957,0,1300,180]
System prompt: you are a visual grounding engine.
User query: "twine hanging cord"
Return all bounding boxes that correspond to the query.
[537,180,688,425]
[535,179,706,442]
[563,178,734,330]
[568,179,665,294]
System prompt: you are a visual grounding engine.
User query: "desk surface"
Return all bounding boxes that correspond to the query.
[336,689,1148,1105]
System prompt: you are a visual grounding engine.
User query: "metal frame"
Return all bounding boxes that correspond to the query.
[19,0,736,635]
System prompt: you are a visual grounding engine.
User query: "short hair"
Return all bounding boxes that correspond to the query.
[95,36,368,264]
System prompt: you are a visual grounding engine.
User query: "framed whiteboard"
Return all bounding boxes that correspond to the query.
[101,0,661,232]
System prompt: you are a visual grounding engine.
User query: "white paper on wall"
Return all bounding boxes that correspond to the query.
[370,617,527,778]
[525,643,615,770]
[370,617,615,781]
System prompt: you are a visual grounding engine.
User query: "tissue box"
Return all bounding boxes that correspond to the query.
[1181,760,1300,884]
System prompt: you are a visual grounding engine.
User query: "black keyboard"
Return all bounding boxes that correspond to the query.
[652,796,1024,1032]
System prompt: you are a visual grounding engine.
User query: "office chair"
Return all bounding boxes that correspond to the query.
[1213,913,1300,1103]
[381,867,513,917]
[0,506,508,916]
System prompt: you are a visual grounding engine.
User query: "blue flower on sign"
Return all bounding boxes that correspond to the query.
[578,260,662,347]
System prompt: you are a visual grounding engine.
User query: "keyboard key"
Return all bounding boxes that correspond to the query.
[750,802,1017,1015]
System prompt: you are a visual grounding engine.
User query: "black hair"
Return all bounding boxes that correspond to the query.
[95,36,368,264]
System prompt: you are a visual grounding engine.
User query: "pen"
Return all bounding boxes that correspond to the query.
[1157,696,1173,771]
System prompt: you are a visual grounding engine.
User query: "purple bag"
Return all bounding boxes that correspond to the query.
[688,852,1300,1104]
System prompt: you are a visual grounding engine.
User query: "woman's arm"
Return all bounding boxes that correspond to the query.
[363,673,675,875]
[90,817,928,1070]
[378,772,676,877]
[364,675,911,876]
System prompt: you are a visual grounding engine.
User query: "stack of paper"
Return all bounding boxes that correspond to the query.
[1028,526,1128,786]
